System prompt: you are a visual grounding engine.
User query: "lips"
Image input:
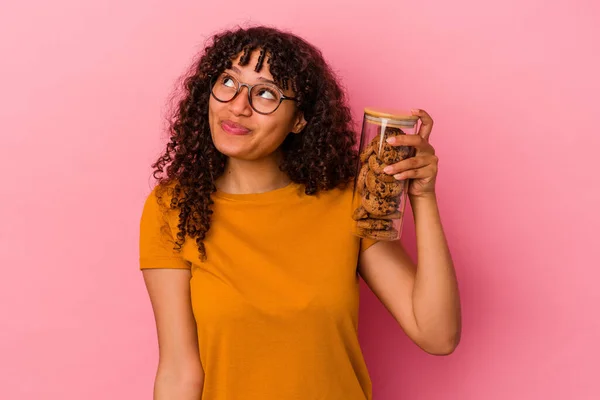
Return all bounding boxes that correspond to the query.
[221,120,251,135]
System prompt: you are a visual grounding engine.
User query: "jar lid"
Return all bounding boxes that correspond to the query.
[364,107,419,127]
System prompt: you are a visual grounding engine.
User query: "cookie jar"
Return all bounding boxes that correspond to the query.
[351,107,419,241]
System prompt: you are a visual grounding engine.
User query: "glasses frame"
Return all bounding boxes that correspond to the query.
[209,73,298,115]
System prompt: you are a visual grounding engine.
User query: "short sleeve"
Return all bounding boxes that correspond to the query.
[360,237,379,253]
[139,187,191,270]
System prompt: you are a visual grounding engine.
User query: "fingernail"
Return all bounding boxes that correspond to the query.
[383,166,393,174]
[386,137,394,144]
[411,109,420,114]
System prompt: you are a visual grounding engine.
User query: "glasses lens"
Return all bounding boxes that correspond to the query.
[250,85,281,114]
[211,73,238,102]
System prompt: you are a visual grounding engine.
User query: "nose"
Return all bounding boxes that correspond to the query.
[229,84,252,116]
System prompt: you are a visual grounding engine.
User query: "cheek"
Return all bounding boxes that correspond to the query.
[256,117,293,148]
[261,108,297,136]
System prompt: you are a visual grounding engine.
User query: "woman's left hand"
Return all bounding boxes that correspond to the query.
[382,109,438,199]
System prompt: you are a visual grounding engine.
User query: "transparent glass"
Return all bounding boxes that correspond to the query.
[351,110,419,241]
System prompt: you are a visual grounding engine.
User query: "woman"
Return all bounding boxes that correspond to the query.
[139,25,461,400]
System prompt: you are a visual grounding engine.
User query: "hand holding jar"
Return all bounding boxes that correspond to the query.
[352,108,438,241]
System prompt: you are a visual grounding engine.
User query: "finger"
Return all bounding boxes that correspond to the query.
[393,165,437,181]
[385,134,426,148]
[383,155,432,175]
[385,135,435,154]
[411,109,434,141]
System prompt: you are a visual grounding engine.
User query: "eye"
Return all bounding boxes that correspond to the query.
[255,87,278,100]
[221,74,236,88]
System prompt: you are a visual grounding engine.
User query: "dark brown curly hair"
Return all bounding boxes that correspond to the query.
[152,25,360,261]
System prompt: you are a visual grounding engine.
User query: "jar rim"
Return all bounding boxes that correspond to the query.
[364,107,420,122]
[365,114,417,127]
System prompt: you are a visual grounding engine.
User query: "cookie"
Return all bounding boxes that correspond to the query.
[357,218,393,230]
[356,163,369,194]
[384,126,405,136]
[361,191,398,217]
[379,146,403,165]
[368,127,403,146]
[358,226,399,241]
[376,210,402,220]
[370,136,403,165]
[352,206,369,221]
[353,206,401,221]
[366,170,403,198]
[360,144,374,163]
[367,153,385,174]
[367,136,388,160]
[396,145,414,160]
[367,155,395,183]
[368,127,414,165]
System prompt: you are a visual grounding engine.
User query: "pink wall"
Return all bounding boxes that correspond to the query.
[1,0,598,398]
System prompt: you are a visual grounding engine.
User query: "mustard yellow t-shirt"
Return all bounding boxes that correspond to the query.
[139,181,378,400]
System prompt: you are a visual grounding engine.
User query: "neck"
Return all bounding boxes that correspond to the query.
[216,153,291,194]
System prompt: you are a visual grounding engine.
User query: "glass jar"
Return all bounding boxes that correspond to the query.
[351,107,419,241]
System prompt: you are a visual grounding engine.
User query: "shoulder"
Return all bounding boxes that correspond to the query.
[144,180,181,207]
[141,181,181,228]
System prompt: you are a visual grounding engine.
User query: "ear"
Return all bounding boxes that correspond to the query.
[291,111,307,134]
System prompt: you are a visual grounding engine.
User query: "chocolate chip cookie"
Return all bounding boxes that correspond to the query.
[356,163,369,195]
[356,218,394,230]
[361,191,398,217]
[352,206,369,221]
[367,154,396,183]
[360,144,374,163]
[366,170,404,198]
[352,206,402,221]
[357,226,399,240]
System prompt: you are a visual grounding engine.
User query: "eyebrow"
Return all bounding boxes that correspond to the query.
[229,66,279,86]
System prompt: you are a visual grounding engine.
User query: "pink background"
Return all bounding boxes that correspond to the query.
[1,0,598,399]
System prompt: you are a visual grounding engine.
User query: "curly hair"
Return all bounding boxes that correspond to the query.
[151,25,360,261]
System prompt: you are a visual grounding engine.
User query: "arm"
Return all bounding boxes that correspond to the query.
[143,268,204,399]
[358,193,461,355]
[358,109,461,354]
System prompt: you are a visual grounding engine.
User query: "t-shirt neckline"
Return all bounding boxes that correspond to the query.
[213,181,302,202]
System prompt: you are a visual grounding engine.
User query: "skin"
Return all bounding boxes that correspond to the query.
[208,51,306,195]
[143,269,204,399]
[359,109,462,355]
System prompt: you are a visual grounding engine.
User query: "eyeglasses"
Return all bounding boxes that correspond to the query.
[209,72,298,115]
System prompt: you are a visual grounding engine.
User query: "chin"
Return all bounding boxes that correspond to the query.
[212,136,257,161]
